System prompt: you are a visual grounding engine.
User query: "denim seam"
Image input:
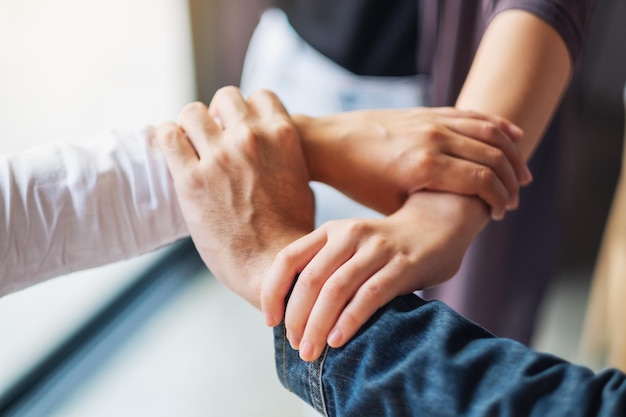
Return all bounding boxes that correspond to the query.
[281,325,288,390]
[307,346,330,416]
[318,346,329,416]
[307,362,320,412]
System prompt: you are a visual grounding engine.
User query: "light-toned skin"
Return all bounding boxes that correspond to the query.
[156,88,496,322]
[263,10,573,362]
[157,89,315,309]
[294,107,531,218]
[157,10,572,364]
[264,192,482,360]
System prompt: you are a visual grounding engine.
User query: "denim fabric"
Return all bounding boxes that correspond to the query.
[274,294,626,416]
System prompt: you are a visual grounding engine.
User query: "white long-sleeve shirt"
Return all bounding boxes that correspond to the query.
[0,127,189,297]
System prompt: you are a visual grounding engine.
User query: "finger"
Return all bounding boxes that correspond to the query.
[208,86,250,129]
[284,228,356,349]
[423,155,510,220]
[177,101,221,157]
[442,130,520,209]
[445,118,532,185]
[156,122,199,172]
[262,228,328,327]
[327,260,404,349]
[246,89,290,120]
[443,107,525,142]
[298,241,389,362]
[468,111,524,141]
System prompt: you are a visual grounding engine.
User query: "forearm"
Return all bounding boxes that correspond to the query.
[412,10,573,232]
[292,113,390,208]
[275,294,626,417]
[293,110,526,218]
[391,191,490,287]
[457,10,572,159]
[0,128,189,296]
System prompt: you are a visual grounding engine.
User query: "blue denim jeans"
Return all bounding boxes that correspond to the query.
[274,294,626,416]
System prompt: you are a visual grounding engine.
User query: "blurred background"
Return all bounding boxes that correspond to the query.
[0,0,625,416]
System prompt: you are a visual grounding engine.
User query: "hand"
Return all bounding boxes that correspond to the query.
[296,107,532,219]
[262,191,486,361]
[156,87,314,309]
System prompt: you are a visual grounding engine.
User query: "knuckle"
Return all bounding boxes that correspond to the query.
[237,124,257,143]
[246,88,263,100]
[360,282,384,305]
[338,309,362,331]
[345,220,371,238]
[321,279,350,303]
[246,89,267,107]
[321,219,341,230]
[211,147,233,169]
[284,319,303,339]
[248,88,274,102]
[481,122,499,139]
[274,244,309,273]
[179,101,207,124]
[474,166,497,187]
[369,235,390,253]
[155,123,179,145]
[215,85,240,97]
[233,124,259,152]
[275,246,297,266]
[211,86,241,109]
[391,254,410,272]
[273,118,297,138]
[487,148,506,168]
[421,123,441,141]
[180,164,208,190]
[414,150,438,173]
[297,268,325,290]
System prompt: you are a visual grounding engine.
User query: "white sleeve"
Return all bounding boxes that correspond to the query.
[0,127,190,296]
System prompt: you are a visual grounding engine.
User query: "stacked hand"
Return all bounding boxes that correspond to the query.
[296,107,531,219]
[263,191,484,361]
[157,87,530,362]
[157,87,314,308]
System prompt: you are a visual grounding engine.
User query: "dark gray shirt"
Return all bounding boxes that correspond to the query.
[278,0,596,77]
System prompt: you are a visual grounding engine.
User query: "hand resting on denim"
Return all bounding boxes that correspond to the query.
[157,87,526,362]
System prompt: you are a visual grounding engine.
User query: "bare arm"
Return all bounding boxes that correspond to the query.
[443,8,573,234]
[458,9,572,159]
[293,107,529,219]
[262,9,576,361]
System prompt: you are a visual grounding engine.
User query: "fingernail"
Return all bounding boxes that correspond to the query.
[264,312,275,327]
[300,341,314,361]
[522,166,533,185]
[509,124,524,139]
[506,195,519,211]
[288,333,301,350]
[328,328,343,347]
[491,209,505,221]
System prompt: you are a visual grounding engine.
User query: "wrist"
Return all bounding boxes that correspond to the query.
[222,229,308,311]
[292,113,328,184]
[292,113,349,185]
[401,191,490,246]
[293,112,404,214]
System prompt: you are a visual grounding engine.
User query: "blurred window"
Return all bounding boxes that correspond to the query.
[0,0,194,404]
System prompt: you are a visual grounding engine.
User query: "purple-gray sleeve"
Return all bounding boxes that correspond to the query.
[485,0,597,63]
